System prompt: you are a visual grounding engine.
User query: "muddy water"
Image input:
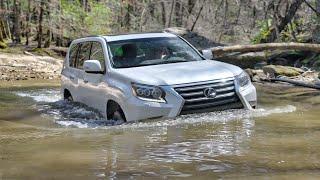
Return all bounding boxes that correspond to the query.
[0,83,320,179]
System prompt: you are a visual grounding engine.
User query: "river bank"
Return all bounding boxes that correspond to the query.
[0,52,63,81]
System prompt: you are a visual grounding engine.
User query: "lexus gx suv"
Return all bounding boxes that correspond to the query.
[61,32,257,122]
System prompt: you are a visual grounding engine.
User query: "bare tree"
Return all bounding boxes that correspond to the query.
[25,0,31,45]
[13,0,21,44]
[160,1,166,27]
[38,0,45,48]
[265,0,304,42]
[167,0,175,27]
[191,0,206,31]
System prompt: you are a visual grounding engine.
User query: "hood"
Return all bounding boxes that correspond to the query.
[113,60,243,86]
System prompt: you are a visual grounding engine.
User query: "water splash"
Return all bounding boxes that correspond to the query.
[15,89,61,103]
[15,88,296,129]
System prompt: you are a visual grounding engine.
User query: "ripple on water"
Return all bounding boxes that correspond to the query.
[14,89,296,130]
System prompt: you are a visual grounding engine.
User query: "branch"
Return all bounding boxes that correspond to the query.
[190,0,206,31]
[302,0,320,16]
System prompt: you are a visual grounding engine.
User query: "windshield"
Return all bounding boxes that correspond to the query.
[107,37,204,68]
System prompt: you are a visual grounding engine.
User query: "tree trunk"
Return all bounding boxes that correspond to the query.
[13,0,21,44]
[211,43,320,57]
[37,0,45,48]
[0,19,4,42]
[175,1,183,27]
[160,1,166,27]
[185,0,197,26]
[265,0,304,42]
[167,0,175,27]
[56,0,63,47]
[223,0,229,27]
[44,0,51,48]
[124,0,133,31]
[25,0,31,46]
[312,0,320,42]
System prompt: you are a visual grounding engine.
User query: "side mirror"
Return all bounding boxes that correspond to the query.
[83,60,104,74]
[201,49,213,60]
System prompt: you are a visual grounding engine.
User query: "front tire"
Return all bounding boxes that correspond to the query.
[107,101,126,123]
[64,90,73,102]
[112,110,125,122]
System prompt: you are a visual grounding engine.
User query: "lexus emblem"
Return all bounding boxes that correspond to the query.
[203,88,217,98]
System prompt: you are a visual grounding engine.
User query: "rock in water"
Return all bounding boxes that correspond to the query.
[263,65,304,78]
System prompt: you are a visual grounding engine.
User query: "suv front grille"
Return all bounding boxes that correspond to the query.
[174,78,243,115]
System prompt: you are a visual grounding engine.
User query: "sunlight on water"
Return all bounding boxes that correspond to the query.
[14,89,296,130]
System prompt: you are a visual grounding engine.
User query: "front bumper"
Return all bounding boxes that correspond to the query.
[122,81,257,122]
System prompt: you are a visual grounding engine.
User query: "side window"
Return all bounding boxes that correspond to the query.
[69,44,80,68]
[90,42,106,71]
[77,42,92,69]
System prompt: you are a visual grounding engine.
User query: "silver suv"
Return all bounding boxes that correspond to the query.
[61,32,257,122]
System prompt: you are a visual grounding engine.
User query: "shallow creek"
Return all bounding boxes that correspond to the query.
[0,82,320,179]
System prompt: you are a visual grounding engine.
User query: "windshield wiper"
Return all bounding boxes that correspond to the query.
[158,60,188,65]
[115,60,189,68]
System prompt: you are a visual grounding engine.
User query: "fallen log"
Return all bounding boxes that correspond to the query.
[211,43,320,57]
[270,77,320,90]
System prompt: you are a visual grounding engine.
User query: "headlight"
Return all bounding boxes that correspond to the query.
[236,71,250,87]
[132,83,166,103]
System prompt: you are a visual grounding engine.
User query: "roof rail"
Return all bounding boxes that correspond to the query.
[84,35,101,38]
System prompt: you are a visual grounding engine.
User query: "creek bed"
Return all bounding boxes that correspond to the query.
[0,82,320,179]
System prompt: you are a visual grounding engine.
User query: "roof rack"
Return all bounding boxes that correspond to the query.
[104,31,165,36]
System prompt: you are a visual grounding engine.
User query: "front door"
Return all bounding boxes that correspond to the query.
[81,41,107,114]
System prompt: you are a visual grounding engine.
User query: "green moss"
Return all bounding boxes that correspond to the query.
[0,41,7,49]
[263,65,303,77]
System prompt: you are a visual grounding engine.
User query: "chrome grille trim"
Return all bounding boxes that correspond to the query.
[174,78,243,114]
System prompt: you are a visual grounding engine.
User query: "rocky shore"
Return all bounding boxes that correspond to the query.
[0,53,63,81]
[246,65,320,88]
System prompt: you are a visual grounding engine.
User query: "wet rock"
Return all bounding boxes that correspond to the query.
[254,62,267,69]
[245,69,267,82]
[263,65,304,78]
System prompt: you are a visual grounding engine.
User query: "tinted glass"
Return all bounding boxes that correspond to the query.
[77,42,92,69]
[69,44,80,67]
[90,42,105,71]
[108,37,203,68]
